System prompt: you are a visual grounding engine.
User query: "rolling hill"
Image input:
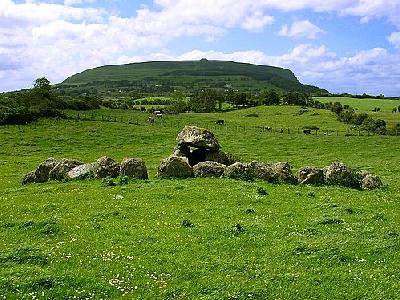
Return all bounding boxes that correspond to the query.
[58,60,328,96]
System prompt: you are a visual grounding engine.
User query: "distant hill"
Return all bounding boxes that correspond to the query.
[59,60,328,96]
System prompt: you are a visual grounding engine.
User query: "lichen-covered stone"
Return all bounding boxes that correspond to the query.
[20,171,36,185]
[176,126,220,150]
[67,163,95,180]
[157,156,193,178]
[120,158,148,179]
[94,156,120,178]
[49,159,83,181]
[298,167,325,185]
[193,161,226,177]
[272,162,297,184]
[224,162,251,180]
[324,161,359,188]
[34,158,59,183]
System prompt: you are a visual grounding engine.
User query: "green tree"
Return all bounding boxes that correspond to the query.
[263,90,280,105]
[189,89,222,113]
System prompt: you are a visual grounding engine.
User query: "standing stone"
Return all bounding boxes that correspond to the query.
[20,171,36,185]
[357,171,382,190]
[298,167,325,185]
[193,161,226,177]
[272,162,296,184]
[49,159,83,181]
[247,161,275,182]
[224,162,251,180]
[324,161,359,188]
[157,156,193,178]
[94,156,120,178]
[120,158,148,179]
[34,158,59,183]
[67,163,95,180]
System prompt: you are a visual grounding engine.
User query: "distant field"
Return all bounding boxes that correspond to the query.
[1,106,399,299]
[315,97,400,126]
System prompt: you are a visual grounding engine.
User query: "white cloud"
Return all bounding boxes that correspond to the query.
[388,32,400,48]
[1,0,400,95]
[241,12,275,32]
[278,20,325,39]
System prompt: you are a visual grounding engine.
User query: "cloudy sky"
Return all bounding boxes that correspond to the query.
[1,0,400,95]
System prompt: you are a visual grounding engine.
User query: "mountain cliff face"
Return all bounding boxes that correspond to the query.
[60,60,327,94]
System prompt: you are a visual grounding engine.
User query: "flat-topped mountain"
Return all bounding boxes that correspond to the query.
[59,60,327,94]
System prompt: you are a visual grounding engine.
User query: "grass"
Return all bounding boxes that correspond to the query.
[1,105,399,299]
[315,97,400,127]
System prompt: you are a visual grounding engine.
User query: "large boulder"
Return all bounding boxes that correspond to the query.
[193,161,226,178]
[49,159,83,181]
[324,161,359,188]
[247,161,275,182]
[272,162,297,184]
[157,156,193,178]
[94,156,120,178]
[298,167,325,185]
[358,171,383,190]
[34,158,59,183]
[224,162,251,180]
[176,126,220,150]
[205,150,235,166]
[120,158,148,179]
[67,163,95,180]
[20,171,36,185]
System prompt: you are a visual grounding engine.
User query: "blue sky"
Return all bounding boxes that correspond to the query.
[1,0,400,95]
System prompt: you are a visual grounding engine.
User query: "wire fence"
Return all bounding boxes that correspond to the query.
[65,112,399,137]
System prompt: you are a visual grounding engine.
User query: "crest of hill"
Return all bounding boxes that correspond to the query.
[61,60,326,93]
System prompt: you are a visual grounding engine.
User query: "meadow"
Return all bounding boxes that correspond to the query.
[0,105,399,299]
[315,97,400,127]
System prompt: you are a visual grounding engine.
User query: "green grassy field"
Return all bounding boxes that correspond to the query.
[1,106,399,299]
[315,97,400,127]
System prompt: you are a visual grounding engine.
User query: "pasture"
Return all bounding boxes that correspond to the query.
[0,105,399,299]
[315,97,400,127]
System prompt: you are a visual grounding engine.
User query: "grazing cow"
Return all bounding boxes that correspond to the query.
[148,116,155,124]
[303,129,312,135]
[156,113,163,118]
[153,110,162,115]
[215,119,225,125]
[265,126,272,132]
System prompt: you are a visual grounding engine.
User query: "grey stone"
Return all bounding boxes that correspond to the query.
[298,167,325,185]
[193,161,226,177]
[157,156,193,178]
[120,158,148,179]
[176,126,220,150]
[324,161,359,188]
[359,172,382,190]
[272,162,296,184]
[20,171,36,185]
[67,163,95,180]
[34,158,59,183]
[224,162,251,180]
[49,159,83,181]
[204,150,233,165]
[247,161,275,182]
[94,156,120,178]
